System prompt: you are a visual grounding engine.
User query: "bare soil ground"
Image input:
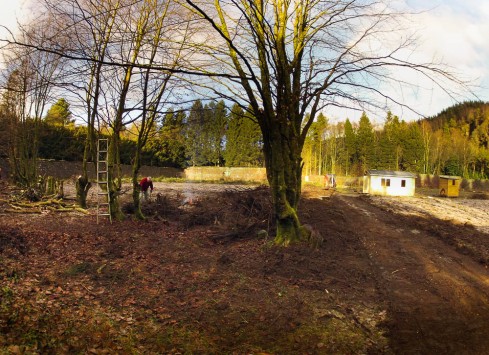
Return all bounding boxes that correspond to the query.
[1,179,489,354]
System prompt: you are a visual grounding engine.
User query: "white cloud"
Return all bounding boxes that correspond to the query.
[401,0,489,105]
[1,0,487,124]
[329,0,489,123]
[0,0,27,36]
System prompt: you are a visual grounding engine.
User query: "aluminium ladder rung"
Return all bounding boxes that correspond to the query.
[97,138,111,223]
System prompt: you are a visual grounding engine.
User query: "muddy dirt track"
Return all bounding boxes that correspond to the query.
[326,194,489,354]
[2,181,489,353]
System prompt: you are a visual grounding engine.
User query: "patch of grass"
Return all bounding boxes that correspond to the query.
[285,316,388,354]
[153,177,187,183]
[64,262,95,276]
[0,286,16,326]
[166,178,265,185]
[221,179,266,186]
[64,262,129,284]
[2,267,23,282]
[303,181,325,188]
[0,294,220,354]
[0,285,15,315]
[145,324,219,353]
[121,176,265,185]
[0,277,389,354]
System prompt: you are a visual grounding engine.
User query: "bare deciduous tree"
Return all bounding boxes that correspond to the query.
[182,0,467,244]
[130,0,191,220]
[1,19,65,187]
[8,0,191,217]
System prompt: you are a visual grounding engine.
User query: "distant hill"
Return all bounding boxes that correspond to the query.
[425,101,489,136]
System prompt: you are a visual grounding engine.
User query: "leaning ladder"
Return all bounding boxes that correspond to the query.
[96,138,111,223]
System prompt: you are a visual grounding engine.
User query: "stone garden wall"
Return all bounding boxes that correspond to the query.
[1,158,488,191]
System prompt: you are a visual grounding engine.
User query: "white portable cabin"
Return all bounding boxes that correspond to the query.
[363,170,416,196]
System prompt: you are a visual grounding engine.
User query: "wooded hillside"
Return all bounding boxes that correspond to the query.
[2,100,488,180]
[427,101,489,137]
[302,101,489,179]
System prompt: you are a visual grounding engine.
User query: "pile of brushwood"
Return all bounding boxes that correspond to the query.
[0,178,87,215]
[136,185,274,242]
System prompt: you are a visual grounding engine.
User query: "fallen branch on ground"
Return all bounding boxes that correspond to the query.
[4,208,42,214]
[4,197,89,214]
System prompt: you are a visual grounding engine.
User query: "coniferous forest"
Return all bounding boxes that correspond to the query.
[303,101,489,179]
[2,99,487,179]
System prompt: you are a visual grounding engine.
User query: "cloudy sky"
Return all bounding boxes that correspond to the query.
[396,0,489,118]
[0,0,487,123]
[0,0,28,36]
[327,0,489,122]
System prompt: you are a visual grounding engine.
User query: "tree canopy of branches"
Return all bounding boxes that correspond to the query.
[3,0,194,218]
[1,0,470,240]
[183,0,465,244]
[0,20,66,187]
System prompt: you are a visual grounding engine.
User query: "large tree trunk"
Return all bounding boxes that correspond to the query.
[75,175,91,209]
[108,131,124,221]
[75,137,94,209]
[264,122,304,245]
[131,147,144,220]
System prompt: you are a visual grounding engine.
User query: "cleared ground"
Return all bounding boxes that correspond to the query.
[1,180,489,353]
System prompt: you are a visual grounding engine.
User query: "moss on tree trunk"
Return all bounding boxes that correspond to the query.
[107,133,124,221]
[265,122,304,245]
[75,136,94,209]
[132,150,144,220]
[75,175,91,209]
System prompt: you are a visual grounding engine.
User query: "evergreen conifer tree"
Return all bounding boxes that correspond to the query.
[44,98,74,127]
[356,112,375,173]
[185,100,206,166]
[224,104,263,166]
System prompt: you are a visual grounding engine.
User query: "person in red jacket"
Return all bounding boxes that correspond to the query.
[139,176,153,201]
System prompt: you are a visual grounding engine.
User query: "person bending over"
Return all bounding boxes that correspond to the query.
[139,176,153,201]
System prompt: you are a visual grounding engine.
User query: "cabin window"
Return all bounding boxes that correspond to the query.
[452,180,456,186]
[381,178,391,187]
[401,179,406,187]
